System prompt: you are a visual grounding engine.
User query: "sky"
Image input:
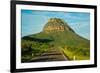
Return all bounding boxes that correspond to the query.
[21,9,90,40]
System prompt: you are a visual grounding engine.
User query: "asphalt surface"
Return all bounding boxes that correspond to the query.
[29,47,67,62]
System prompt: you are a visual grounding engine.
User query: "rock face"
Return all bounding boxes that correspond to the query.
[43,18,75,33]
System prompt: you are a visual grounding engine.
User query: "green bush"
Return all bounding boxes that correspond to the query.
[21,40,50,62]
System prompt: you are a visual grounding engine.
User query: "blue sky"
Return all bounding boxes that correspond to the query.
[21,9,90,40]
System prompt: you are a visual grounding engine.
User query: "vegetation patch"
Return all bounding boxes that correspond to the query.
[21,40,51,62]
[60,46,90,60]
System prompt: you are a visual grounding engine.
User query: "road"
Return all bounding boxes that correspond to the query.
[29,47,67,62]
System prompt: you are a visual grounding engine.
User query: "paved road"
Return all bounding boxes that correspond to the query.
[29,47,67,62]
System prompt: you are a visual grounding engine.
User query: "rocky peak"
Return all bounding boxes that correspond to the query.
[43,18,75,33]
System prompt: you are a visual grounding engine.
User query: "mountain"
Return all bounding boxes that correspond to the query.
[21,18,90,61]
[23,18,89,48]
